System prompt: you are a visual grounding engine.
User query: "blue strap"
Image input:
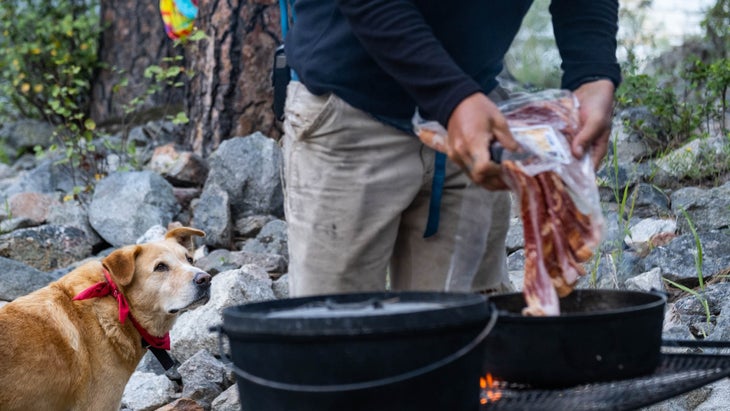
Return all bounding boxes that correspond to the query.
[279,0,295,36]
[280,0,298,82]
[424,152,446,238]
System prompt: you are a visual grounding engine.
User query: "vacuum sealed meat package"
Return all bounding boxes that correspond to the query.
[412,89,604,316]
[499,90,604,316]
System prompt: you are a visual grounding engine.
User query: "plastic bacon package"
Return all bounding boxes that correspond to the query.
[411,89,605,316]
[497,89,605,317]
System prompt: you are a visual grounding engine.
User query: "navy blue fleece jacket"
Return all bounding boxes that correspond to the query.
[285,0,621,127]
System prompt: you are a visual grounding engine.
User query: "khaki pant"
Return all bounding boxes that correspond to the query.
[282,81,513,296]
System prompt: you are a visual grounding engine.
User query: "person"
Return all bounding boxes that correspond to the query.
[281,0,620,297]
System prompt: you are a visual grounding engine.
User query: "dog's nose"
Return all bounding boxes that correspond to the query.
[194,272,212,287]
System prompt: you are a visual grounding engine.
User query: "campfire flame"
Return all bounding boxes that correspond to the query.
[480,373,502,404]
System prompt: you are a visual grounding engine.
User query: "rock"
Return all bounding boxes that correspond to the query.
[630,183,672,219]
[239,219,288,263]
[2,157,76,198]
[46,201,104,249]
[192,183,232,249]
[88,171,180,247]
[671,182,730,233]
[596,162,641,203]
[7,191,60,224]
[147,144,209,187]
[624,218,677,253]
[136,351,167,375]
[0,119,55,157]
[170,265,276,363]
[155,398,205,411]
[272,274,290,299]
[202,134,284,220]
[173,187,202,211]
[641,232,730,283]
[0,225,92,271]
[121,371,177,411]
[0,217,38,233]
[233,215,276,238]
[0,256,59,300]
[195,249,287,275]
[136,224,169,244]
[210,385,240,411]
[695,379,730,411]
[625,267,665,292]
[505,217,524,253]
[610,113,655,163]
[653,136,728,187]
[178,350,234,409]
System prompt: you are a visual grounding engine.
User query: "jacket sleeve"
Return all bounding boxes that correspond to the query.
[550,0,622,90]
[336,0,480,126]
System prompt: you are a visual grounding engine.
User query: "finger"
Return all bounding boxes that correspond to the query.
[478,173,510,191]
[490,116,519,153]
[589,130,610,170]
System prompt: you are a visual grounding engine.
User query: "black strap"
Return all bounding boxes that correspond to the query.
[143,340,182,384]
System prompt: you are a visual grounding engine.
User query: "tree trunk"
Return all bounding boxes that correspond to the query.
[91,0,184,128]
[184,0,281,157]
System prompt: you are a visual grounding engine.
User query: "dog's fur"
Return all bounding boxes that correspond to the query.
[0,226,210,411]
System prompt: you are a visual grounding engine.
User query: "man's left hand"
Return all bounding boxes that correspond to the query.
[571,79,616,169]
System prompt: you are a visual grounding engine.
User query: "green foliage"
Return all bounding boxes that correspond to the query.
[686,58,730,135]
[0,0,102,124]
[702,0,730,58]
[122,55,190,123]
[615,72,704,150]
[1,0,105,199]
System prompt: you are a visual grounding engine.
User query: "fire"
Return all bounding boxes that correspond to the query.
[480,373,502,404]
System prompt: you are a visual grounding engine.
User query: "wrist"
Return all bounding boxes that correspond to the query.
[573,76,616,92]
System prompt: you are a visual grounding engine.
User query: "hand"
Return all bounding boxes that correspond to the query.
[446,92,520,190]
[571,79,616,169]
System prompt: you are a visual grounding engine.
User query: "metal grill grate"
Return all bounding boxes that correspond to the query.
[480,353,730,410]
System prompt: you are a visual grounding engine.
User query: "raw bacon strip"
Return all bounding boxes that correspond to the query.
[503,161,559,316]
[503,163,599,316]
[536,173,586,294]
[539,172,598,263]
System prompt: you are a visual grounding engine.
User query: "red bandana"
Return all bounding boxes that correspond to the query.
[73,269,171,350]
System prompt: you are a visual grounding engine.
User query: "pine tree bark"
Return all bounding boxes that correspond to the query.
[185,0,281,157]
[90,0,184,127]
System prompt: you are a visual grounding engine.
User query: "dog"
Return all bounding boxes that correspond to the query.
[0,226,211,411]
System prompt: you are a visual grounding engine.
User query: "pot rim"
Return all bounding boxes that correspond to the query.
[489,289,667,321]
[222,291,491,336]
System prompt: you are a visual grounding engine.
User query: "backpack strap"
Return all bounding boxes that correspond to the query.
[279,0,295,37]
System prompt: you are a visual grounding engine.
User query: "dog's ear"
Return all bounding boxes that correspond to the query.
[165,227,206,252]
[102,245,142,286]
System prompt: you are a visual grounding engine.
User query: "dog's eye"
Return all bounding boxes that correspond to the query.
[154,262,169,272]
[186,256,194,264]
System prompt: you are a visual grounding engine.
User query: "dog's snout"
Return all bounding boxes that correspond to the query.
[194,272,212,287]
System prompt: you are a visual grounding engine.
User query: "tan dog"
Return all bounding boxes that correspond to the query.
[0,226,211,411]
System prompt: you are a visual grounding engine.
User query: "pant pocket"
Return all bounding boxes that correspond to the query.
[284,82,336,141]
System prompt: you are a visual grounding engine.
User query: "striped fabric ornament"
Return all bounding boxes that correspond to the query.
[160,0,199,40]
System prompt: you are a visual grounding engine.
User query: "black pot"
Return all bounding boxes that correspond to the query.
[483,289,667,387]
[219,291,495,411]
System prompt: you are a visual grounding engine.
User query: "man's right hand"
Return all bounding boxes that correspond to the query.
[446,92,520,190]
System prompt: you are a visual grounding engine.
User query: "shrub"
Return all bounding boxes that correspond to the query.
[0,0,102,127]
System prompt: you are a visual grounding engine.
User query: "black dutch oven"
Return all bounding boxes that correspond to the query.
[216,289,667,410]
[217,291,495,411]
[483,289,667,387]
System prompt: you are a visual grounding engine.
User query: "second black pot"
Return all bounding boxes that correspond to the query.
[483,289,667,388]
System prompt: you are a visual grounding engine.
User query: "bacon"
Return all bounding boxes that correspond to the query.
[501,94,600,316]
[503,162,560,316]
